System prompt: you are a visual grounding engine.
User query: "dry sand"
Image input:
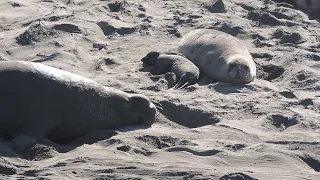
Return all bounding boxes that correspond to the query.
[0,0,319,179]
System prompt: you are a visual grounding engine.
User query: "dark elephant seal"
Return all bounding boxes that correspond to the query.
[287,0,320,10]
[141,51,200,89]
[0,61,156,151]
[178,29,256,84]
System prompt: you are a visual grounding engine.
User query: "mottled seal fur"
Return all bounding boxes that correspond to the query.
[0,61,156,151]
[141,51,200,89]
[178,29,256,84]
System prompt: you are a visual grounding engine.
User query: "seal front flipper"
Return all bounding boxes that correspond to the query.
[171,74,195,89]
[176,82,190,89]
[11,134,41,152]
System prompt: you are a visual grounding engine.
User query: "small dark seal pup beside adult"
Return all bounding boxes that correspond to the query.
[141,51,200,89]
[178,29,256,84]
[0,61,156,151]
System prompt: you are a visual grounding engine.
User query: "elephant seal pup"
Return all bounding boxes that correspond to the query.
[0,61,156,151]
[141,51,200,89]
[178,29,256,84]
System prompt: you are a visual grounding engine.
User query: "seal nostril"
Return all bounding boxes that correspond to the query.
[235,69,241,79]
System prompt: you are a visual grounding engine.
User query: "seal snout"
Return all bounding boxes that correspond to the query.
[129,94,157,127]
[234,68,241,79]
[228,62,251,83]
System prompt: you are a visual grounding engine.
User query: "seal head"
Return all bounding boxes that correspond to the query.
[128,94,157,127]
[141,51,160,66]
[226,55,256,83]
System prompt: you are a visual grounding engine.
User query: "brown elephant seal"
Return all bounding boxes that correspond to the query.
[141,51,200,89]
[0,61,156,151]
[178,29,256,84]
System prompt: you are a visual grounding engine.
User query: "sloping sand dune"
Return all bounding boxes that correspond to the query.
[0,0,319,179]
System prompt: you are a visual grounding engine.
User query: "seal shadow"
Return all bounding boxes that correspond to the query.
[208,82,250,94]
[153,101,220,128]
[0,128,143,160]
[0,138,20,158]
[195,73,248,94]
[139,65,178,89]
[197,72,217,86]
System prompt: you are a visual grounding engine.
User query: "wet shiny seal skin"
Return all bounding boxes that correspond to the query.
[0,61,156,151]
[178,29,256,84]
[141,51,200,89]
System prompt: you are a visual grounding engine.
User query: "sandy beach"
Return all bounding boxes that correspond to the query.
[0,0,319,179]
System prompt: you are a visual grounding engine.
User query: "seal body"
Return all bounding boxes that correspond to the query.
[141,51,200,89]
[178,29,256,83]
[288,0,320,10]
[0,61,156,149]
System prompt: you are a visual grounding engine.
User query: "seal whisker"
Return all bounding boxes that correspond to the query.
[178,82,190,89]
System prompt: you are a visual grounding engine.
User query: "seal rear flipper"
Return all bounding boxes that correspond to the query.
[11,134,41,153]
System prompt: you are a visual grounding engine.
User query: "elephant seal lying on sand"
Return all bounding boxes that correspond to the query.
[141,51,200,89]
[178,29,256,84]
[0,61,156,151]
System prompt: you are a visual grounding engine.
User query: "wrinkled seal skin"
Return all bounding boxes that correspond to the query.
[141,51,200,89]
[0,61,156,151]
[178,29,256,84]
